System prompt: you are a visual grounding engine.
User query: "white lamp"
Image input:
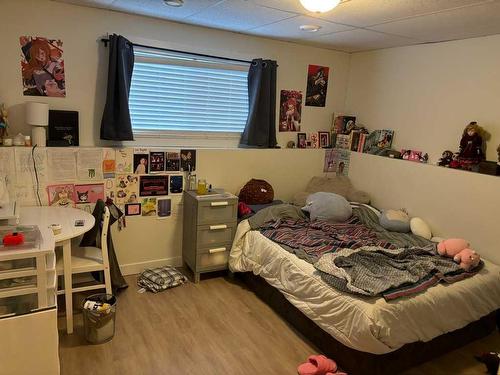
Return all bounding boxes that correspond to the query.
[26,102,49,147]
[300,0,341,13]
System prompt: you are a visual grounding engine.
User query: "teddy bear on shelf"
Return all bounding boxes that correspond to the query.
[437,238,481,271]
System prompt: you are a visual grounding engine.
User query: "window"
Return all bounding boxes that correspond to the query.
[129,47,249,138]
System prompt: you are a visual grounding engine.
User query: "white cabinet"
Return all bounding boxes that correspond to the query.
[0,224,59,375]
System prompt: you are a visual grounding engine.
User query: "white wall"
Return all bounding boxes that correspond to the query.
[349,152,500,265]
[114,148,326,274]
[345,35,500,162]
[0,0,351,149]
[0,0,349,273]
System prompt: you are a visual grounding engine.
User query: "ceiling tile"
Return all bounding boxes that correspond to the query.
[185,0,297,32]
[248,15,354,41]
[317,0,494,27]
[311,29,418,53]
[109,0,223,20]
[368,1,500,41]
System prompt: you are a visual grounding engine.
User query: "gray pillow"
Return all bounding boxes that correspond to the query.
[302,192,352,222]
[379,209,410,233]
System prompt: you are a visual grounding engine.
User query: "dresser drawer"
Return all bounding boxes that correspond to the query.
[197,223,236,248]
[197,200,237,225]
[196,249,229,270]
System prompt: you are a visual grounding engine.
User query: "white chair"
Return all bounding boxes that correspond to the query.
[56,206,112,299]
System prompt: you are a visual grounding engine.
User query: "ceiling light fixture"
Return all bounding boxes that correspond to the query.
[299,0,340,13]
[164,0,184,7]
[299,24,322,33]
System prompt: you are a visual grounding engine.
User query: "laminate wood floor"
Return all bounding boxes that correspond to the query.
[59,274,499,375]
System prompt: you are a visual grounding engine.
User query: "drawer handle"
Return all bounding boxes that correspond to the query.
[210,201,228,207]
[209,224,227,230]
[209,247,226,254]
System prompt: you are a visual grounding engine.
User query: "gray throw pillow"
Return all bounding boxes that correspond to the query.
[379,209,410,233]
[302,192,352,222]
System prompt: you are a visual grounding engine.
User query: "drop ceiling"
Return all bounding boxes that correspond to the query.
[55,0,500,52]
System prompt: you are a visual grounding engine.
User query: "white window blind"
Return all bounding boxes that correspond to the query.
[129,47,249,135]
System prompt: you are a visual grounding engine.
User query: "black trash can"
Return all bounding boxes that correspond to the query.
[82,293,116,344]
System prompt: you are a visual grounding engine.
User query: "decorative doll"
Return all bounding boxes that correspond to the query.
[0,104,9,143]
[456,122,484,169]
[438,150,454,167]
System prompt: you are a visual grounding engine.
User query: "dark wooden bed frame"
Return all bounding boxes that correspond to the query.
[237,271,498,375]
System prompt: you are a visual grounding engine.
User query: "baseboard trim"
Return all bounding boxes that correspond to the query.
[119,256,183,276]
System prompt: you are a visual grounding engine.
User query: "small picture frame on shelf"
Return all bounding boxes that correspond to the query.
[318,131,330,148]
[297,133,307,148]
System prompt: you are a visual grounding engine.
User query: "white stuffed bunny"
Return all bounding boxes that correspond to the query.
[0,174,9,208]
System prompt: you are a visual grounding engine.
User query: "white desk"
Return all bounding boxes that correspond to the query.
[20,206,95,334]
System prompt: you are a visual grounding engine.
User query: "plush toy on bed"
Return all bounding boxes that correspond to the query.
[437,238,481,271]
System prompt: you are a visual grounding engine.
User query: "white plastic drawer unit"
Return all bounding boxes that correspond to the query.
[197,199,238,225]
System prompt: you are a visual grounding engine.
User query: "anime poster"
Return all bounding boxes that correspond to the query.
[157,198,172,219]
[323,149,350,175]
[305,65,329,107]
[20,36,65,97]
[115,174,139,204]
[47,184,76,207]
[180,150,196,172]
[279,90,302,132]
[169,175,184,194]
[141,198,157,217]
[133,148,149,174]
[166,152,180,172]
[139,175,168,196]
[149,151,165,173]
[75,183,104,204]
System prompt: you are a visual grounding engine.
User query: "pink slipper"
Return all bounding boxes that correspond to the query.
[297,355,337,375]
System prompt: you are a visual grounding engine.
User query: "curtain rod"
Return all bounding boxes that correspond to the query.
[100,38,252,64]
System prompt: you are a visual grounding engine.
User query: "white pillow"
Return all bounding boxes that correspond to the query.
[410,217,432,240]
[302,192,352,222]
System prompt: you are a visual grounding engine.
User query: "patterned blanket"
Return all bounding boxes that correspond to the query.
[254,204,476,300]
[259,215,397,263]
[315,246,480,300]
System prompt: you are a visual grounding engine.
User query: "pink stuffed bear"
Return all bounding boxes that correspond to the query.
[437,238,481,271]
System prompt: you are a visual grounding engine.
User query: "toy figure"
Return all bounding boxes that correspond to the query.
[0,104,9,142]
[285,100,300,131]
[456,121,484,170]
[438,150,454,167]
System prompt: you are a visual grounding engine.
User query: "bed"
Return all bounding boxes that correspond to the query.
[229,204,500,374]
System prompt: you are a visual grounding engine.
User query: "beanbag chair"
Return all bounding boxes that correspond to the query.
[302,192,352,222]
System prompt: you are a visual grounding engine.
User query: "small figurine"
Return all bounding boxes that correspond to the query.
[0,103,9,143]
[438,150,454,167]
[455,121,484,170]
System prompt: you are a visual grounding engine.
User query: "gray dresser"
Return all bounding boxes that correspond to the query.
[182,190,238,282]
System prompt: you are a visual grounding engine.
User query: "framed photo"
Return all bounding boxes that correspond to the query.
[125,203,141,216]
[297,133,307,149]
[318,131,331,148]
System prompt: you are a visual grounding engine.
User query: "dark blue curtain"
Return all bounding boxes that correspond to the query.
[240,59,278,148]
[100,34,135,141]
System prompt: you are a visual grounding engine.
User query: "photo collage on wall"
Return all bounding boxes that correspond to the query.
[25,147,198,219]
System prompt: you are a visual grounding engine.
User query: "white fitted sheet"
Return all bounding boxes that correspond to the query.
[229,220,500,354]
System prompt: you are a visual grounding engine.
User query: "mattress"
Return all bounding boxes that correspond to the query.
[229,220,500,354]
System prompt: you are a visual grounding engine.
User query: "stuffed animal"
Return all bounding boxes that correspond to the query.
[437,238,481,271]
[438,150,454,167]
